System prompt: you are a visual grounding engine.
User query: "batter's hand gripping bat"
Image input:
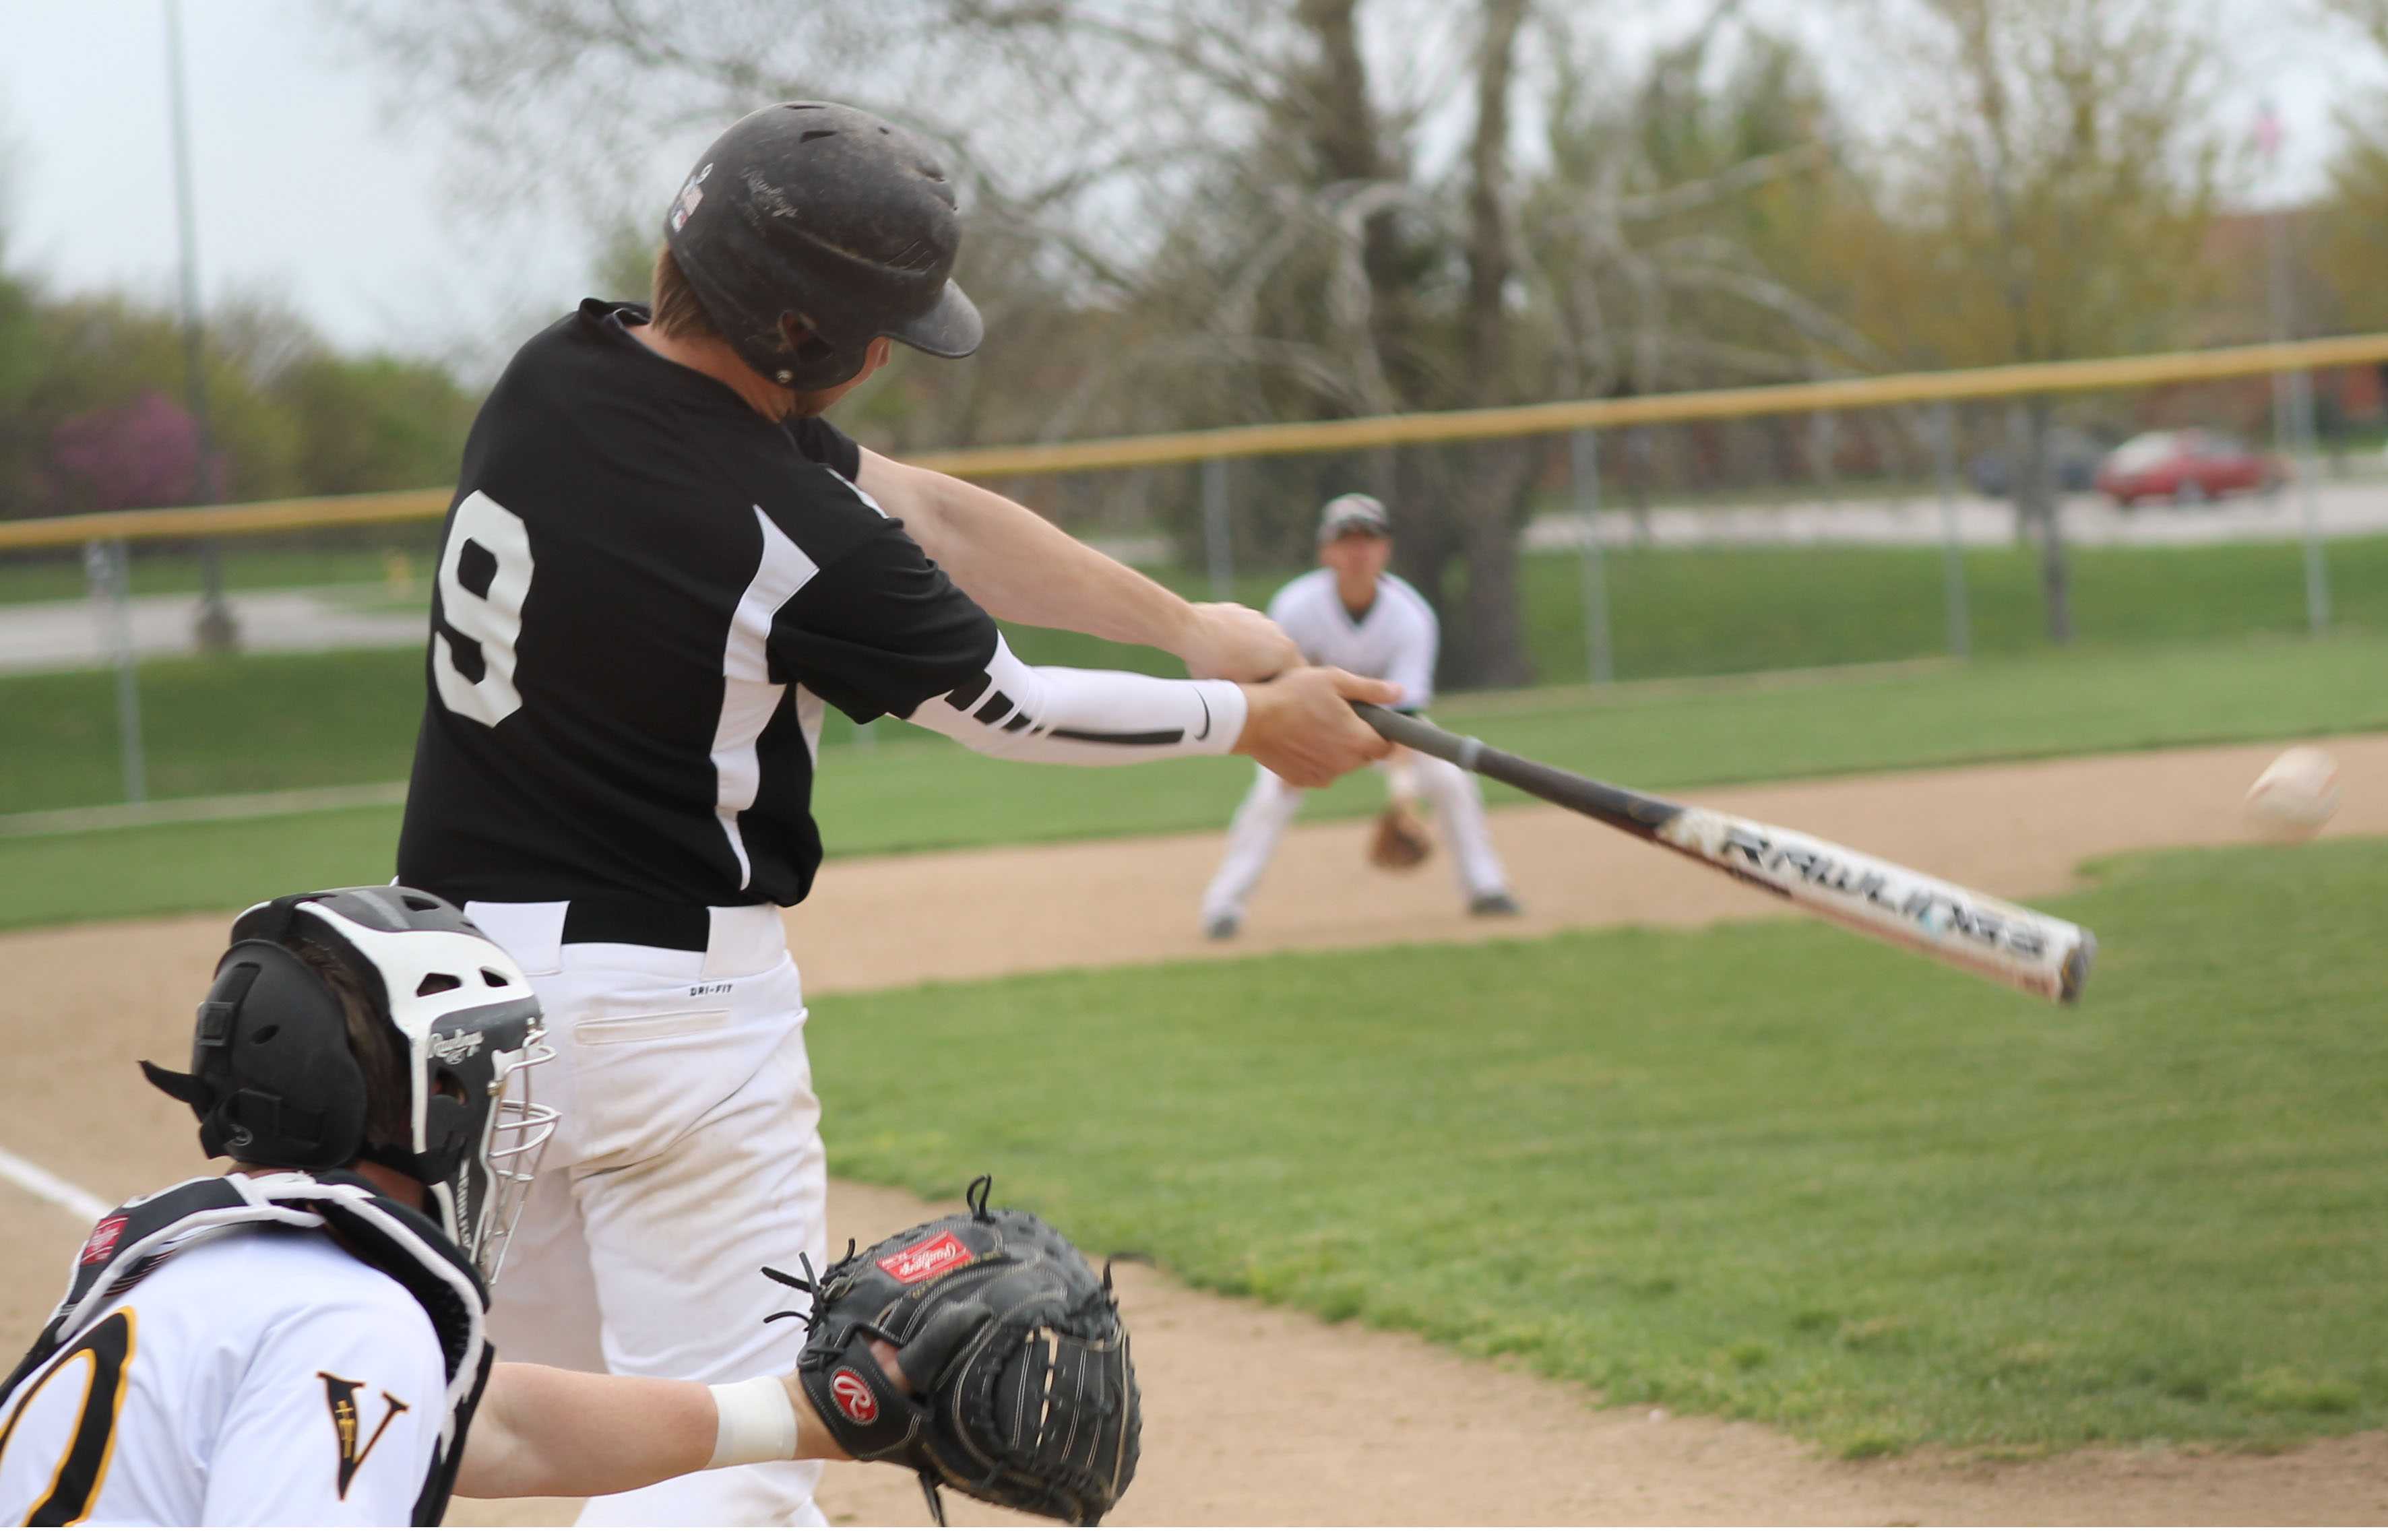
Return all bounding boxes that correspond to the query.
[1354,704,2095,1004]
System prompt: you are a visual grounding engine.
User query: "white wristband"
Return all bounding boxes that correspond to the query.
[707,1376,800,1469]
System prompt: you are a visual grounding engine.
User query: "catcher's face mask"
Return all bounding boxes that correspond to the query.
[144,887,558,1281]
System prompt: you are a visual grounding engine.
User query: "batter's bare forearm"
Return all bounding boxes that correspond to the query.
[856,449,1199,654]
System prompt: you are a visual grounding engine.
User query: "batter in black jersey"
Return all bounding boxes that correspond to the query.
[394,102,1393,1525]
[400,298,997,910]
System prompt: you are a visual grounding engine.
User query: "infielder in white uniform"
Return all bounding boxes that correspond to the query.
[0,887,892,1527]
[1201,494,1519,939]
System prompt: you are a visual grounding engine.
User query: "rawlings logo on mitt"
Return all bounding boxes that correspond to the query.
[767,1176,1139,1527]
[877,1230,974,1285]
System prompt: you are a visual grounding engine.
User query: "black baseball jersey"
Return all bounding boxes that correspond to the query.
[396,300,999,909]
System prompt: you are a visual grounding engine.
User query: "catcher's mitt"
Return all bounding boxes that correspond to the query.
[1367,802,1433,870]
[768,1177,1139,1527]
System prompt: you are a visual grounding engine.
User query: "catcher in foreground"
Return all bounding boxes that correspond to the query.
[770,1177,1140,1526]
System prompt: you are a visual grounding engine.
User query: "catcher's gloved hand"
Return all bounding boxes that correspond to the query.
[1368,802,1433,869]
[767,1176,1139,1527]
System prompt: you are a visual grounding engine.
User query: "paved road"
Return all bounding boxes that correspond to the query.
[1521,476,2388,551]
[7,478,2385,672]
[0,585,423,675]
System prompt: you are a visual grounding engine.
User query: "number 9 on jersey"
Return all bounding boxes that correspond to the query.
[433,491,536,729]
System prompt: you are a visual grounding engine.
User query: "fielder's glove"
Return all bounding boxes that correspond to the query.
[1367,802,1434,870]
[768,1176,1139,1527]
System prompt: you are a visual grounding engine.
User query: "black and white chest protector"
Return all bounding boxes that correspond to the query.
[1,1172,491,1527]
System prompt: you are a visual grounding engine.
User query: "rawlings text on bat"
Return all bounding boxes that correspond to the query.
[1354,704,2095,1004]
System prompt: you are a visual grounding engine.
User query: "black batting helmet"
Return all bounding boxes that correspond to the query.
[663,101,983,391]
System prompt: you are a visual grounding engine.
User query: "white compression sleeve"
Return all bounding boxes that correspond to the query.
[904,633,1249,765]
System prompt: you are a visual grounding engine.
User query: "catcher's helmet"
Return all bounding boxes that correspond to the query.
[663,102,983,391]
[141,886,557,1279]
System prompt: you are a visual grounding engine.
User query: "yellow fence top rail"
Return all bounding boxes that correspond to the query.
[6,331,2386,552]
[0,486,451,552]
[910,333,2388,477]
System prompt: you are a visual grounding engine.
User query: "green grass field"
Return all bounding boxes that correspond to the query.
[7,535,2381,821]
[1526,534,2388,682]
[11,528,2387,687]
[3,634,2385,932]
[7,613,2388,825]
[811,837,2388,1456]
[1023,534,2388,682]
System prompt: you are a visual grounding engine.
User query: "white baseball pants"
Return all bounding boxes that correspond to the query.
[464,900,827,1527]
[1199,752,1513,926]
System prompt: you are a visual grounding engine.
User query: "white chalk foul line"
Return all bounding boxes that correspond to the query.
[0,1145,110,1225]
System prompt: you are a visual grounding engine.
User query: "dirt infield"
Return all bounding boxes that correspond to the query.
[5,735,2385,1524]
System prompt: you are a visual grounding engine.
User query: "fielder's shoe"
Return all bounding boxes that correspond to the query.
[1468,892,1522,918]
[1203,913,1240,941]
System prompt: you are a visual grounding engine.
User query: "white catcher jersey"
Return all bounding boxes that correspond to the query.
[0,1226,445,1526]
[1267,569,1439,709]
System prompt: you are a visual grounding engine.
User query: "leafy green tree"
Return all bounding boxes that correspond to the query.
[21,294,302,512]
[270,353,480,495]
[1834,0,2227,642]
[0,260,50,515]
[0,259,478,519]
[2312,3,2388,336]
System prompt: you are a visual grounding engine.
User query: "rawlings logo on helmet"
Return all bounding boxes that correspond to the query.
[80,1216,127,1268]
[877,1230,974,1285]
[427,1027,482,1064]
[429,1029,485,1066]
[829,1368,878,1424]
[668,162,710,233]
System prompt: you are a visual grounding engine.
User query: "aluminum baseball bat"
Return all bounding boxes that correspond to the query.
[1352,703,2096,1004]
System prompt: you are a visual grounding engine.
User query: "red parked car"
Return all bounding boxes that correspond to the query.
[2095,429,2283,507]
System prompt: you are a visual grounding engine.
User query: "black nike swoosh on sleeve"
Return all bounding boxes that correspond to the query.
[1047,727,1188,746]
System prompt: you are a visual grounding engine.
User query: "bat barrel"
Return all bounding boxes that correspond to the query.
[1352,701,2096,1006]
[1649,806,2098,1006]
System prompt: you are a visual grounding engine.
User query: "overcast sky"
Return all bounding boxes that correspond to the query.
[0,0,621,364]
[1,0,2377,369]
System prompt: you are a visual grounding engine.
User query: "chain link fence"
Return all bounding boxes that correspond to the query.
[5,338,2385,820]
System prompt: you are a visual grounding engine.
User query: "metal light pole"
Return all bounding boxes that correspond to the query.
[1571,428,1613,684]
[164,0,239,653]
[2257,101,2330,634]
[1201,458,1234,600]
[1933,402,1971,660]
[86,540,147,804]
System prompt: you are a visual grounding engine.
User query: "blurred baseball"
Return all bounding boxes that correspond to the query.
[2244,746,2340,842]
